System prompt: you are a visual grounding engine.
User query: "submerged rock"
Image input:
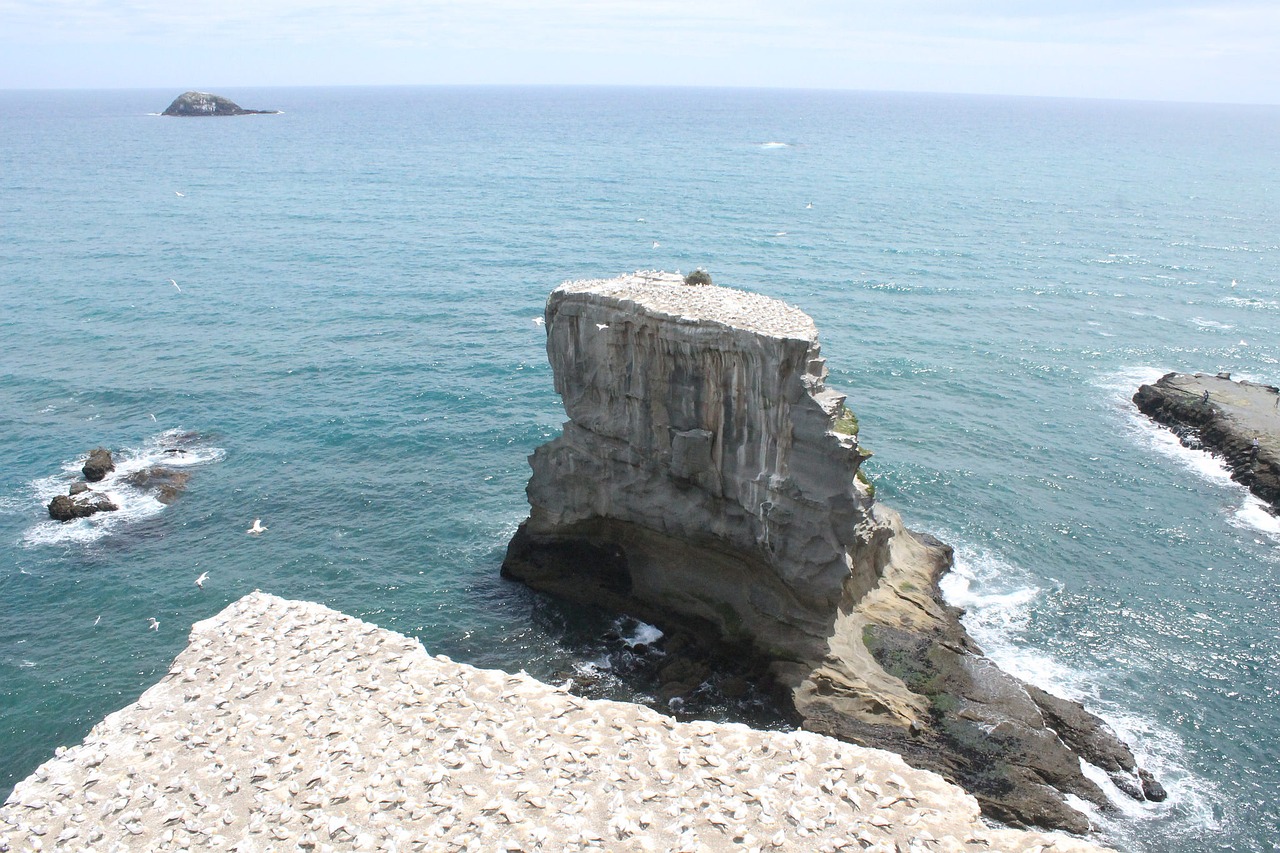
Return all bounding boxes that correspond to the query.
[123,466,190,504]
[1134,371,1279,512]
[504,272,1161,833]
[161,91,280,117]
[82,447,114,482]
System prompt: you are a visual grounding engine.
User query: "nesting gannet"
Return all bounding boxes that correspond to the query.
[148,617,159,631]
[248,518,267,535]
[169,279,181,292]
[195,571,209,589]
[596,323,609,330]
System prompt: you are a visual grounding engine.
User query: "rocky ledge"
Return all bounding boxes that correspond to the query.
[161,91,280,117]
[1134,371,1280,512]
[504,273,1163,834]
[0,592,1110,853]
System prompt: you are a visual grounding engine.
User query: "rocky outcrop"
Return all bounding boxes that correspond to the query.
[504,273,1161,833]
[47,491,118,521]
[82,447,114,481]
[0,592,1112,853]
[161,91,280,117]
[1134,371,1280,511]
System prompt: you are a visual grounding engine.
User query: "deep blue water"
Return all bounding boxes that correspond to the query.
[1,86,1278,851]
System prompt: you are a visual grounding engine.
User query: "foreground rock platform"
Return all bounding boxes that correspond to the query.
[0,592,1109,852]
[505,273,1162,834]
[1134,371,1280,512]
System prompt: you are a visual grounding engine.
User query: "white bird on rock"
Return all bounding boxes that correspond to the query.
[596,323,609,330]
[248,519,267,535]
[195,571,209,589]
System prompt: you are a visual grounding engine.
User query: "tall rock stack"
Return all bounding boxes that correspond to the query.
[505,273,1164,833]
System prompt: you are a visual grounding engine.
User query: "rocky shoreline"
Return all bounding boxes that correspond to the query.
[504,273,1163,834]
[0,592,1111,853]
[1133,371,1280,512]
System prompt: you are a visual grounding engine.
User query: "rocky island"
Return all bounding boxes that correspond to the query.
[161,91,280,116]
[1134,371,1279,512]
[504,273,1163,833]
[0,592,1109,852]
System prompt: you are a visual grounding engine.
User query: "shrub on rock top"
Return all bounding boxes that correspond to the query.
[683,270,713,286]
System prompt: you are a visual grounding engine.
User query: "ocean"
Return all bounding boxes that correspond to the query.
[1,86,1277,852]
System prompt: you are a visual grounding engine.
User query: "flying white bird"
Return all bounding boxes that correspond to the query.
[148,617,159,631]
[596,323,609,330]
[93,615,101,626]
[169,279,181,292]
[651,241,660,249]
[195,571,209,589]
[149,413,157,422]
[248,518,267,535]
[175,191,185,197]
[532,317,545,327]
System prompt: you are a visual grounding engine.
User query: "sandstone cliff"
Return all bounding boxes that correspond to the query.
[504,273,1163,833]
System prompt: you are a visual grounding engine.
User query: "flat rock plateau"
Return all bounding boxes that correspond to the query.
[504,273,1163,835]
[0,592,1109,852]
[1133,371,1280,512]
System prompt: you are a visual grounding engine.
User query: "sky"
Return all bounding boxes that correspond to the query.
[1,1,1278,104]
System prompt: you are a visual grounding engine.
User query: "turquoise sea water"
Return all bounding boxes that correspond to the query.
[1,87,1278,851]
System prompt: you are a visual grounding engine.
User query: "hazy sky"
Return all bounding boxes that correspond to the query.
[2,1,1277,103]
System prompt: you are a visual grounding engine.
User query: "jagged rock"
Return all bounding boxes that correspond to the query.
[1134,371,1280,512]
[504,272,1160,833]
[161,91,280,117]
[82,447,114,482]
[48,492,118,521]
[68,482,89,496]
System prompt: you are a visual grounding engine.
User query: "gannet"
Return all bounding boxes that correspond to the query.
[195,571,209,589]
[169,279,181,292]
[248,518,267,535]
[148,617,159,631]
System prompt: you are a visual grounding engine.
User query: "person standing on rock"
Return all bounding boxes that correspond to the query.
[1201,389,1211,407]
[1251,437,1260,463]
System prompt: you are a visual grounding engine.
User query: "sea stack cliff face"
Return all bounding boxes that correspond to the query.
[505,273,1163,833]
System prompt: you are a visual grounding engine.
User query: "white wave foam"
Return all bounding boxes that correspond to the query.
[940,535,1217,842]
[1229,496,1280,541]
[1190,317,1234,330]
[939,542,1087,698]
[20,429,224,548]
[759,142,789,149]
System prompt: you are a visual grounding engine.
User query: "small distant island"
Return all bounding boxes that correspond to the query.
[161,91,280,117]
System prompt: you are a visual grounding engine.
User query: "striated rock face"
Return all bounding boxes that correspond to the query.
[504,273,1161,833]
[1134,371,1279,511]
[161,91,280,117]
[0,592,1112,853]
